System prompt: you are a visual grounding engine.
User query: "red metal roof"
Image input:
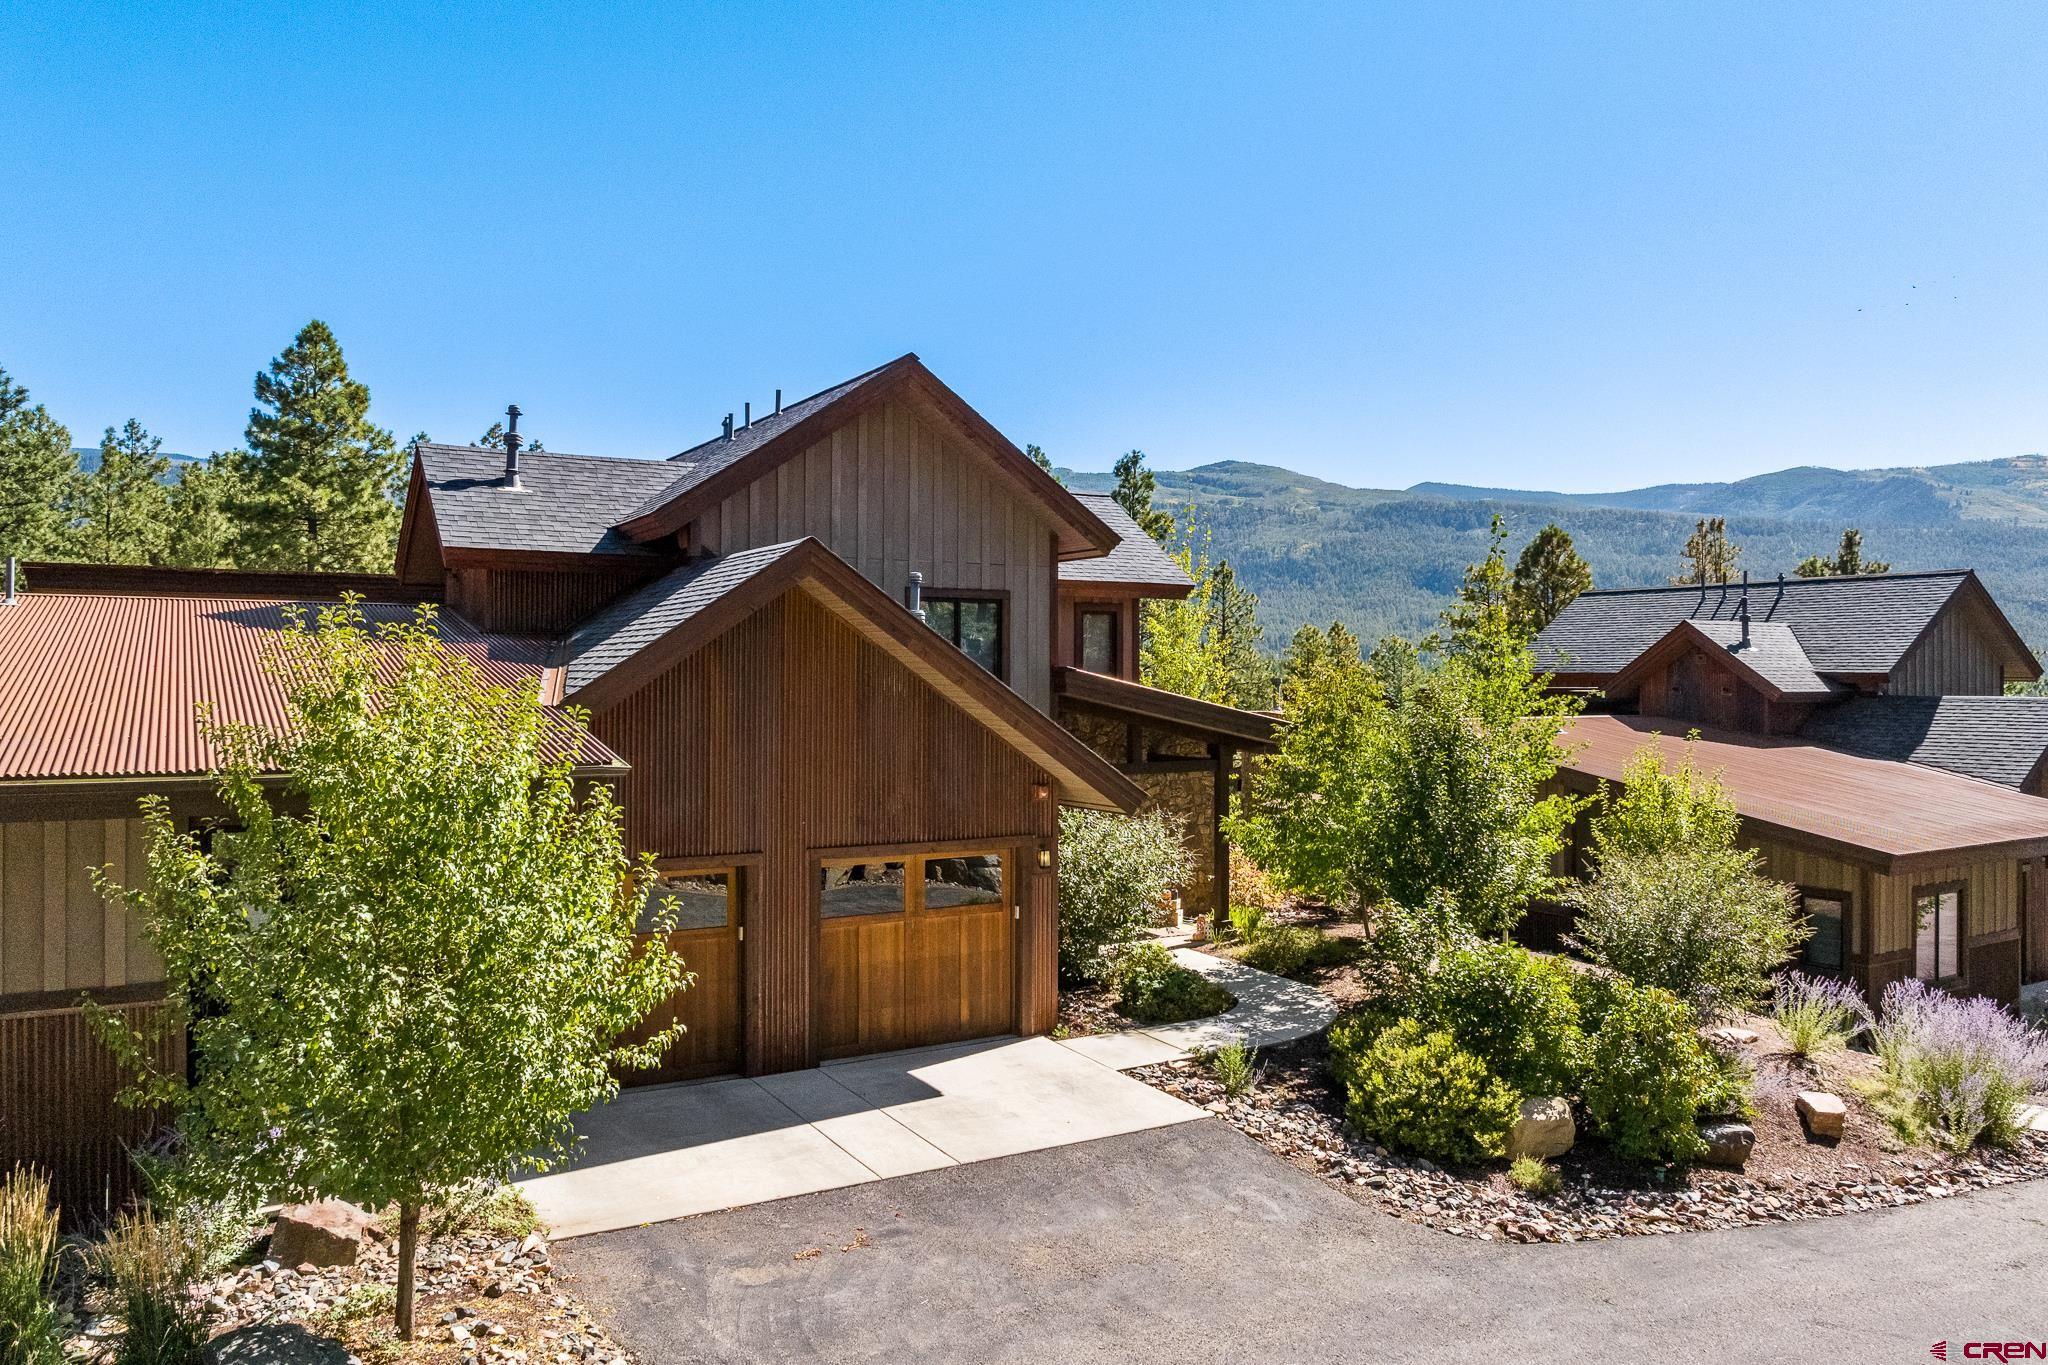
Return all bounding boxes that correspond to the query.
[1561,713,2048,869]
[0,593,622,782]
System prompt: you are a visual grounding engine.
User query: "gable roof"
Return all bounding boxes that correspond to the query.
[1798,695,2048,792]
[0,591,622,783]
[551,538,1143,812]
[1560,713,2048,870]
[1605,620,1839,703]
[1537,570,2031,681]
[609,355,1121,560]
[410,443,684,559]
[1057,494,1193,594]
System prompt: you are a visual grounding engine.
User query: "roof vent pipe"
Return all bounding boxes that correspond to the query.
[501,404,523,488]
[904,569,926,623]
[3,557,16,606]
[723,413,734,441]
[774,389,782,415]
[1737,570,1751,647]
[744,401,751,428]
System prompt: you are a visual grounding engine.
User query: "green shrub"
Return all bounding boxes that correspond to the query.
[1226,903,1268,944]
[1575,975,1716,1165]
[1415,941,1581,1098]
[1697,1044,1756,1120]
[0,1166,65,1365]
[1057,808,1194,984]
[1239,925,1365,978]
[96,1208,209,1365]
[1112,944,1236,1025]
[1207,1041,1258,1099]
[1335,1019,1519,1164]
[1508,1156,1562,1197]
[1771,972,1872,1061]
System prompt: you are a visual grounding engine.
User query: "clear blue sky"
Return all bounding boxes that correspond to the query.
[5,2,2044,491]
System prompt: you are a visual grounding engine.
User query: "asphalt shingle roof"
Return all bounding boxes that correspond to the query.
[1058,494,1192,587]
[1536,571,1973,678]
[1798,695,2048,791]
[416,444,686,557]
[1683,621,1838,698]
[557,541,809,694]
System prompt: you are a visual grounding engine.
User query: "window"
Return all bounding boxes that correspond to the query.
[922,854,1005,910]
[1078,609,1119,674]
[1799,889,1849,974]
[639,871,732,934]
[821,861,908,918]
[1913,885,1962,982]
[925,596,1004,677]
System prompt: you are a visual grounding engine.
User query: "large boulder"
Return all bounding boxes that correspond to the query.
[204,1324,349,1365]
[1796,1090,1847,1141]
[1697,1120,1756,1168]
[269,1200,377,1269]
[1506,1096,1575,1160]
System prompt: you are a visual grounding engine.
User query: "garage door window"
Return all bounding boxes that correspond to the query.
[640,872,731,933]
[922,854,1005,910]
[821,861,908,918]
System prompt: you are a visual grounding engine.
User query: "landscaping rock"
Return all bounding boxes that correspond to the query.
[269,1200,378,1269]
[1506,1096,1575,1160]
[1698,1121,1757,1168]
[1709,1026,1759,1048]
[1796,1091,1847,1140]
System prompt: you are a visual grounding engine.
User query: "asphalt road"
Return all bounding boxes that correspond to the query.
[554,1119,2048,1365]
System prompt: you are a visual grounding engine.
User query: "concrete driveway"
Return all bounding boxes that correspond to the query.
[519,1037,1200,1237]
[554,1119,2048,1365]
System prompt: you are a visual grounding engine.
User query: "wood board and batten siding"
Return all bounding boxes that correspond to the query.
[587,589,1057,1076]
[1889,594,2011,696]
[1,817,176,1226]
[684,399,1059,712]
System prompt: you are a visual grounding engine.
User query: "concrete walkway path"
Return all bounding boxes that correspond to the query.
[519,1036,1201,1238]
[1055,946,1338,1070]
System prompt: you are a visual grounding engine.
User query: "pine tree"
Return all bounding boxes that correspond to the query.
[1795,527,1889,578]
[0,365,80,561]
[1023,443,1062,483]
[1673,516,1741,585]
[476,422,542,453]
[1509,522,1593,634]
[164,456,246,568]
[1112,449,1175,543]
[232,321,402,571]
[71,419,172,564]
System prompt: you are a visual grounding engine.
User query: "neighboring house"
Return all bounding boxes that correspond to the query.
[0,354,1273,1217]
[1535,570,2048,1006]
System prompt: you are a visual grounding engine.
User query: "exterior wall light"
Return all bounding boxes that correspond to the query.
[1036,846,1053,869]
[1031,782,1051,801]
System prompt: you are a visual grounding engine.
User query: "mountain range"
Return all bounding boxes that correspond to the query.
[1059,454,2048,651]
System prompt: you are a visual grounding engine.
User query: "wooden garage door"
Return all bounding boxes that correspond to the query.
[617,869,743,1085]
[817,852,1015,1060]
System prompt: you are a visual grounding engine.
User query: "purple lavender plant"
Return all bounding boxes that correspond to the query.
[1770,972,1872,1059]
[1876,978,2048,1153]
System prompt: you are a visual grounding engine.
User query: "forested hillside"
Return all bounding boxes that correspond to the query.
[1062,459,2048,648]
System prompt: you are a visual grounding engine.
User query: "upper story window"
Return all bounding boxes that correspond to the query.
[926,595,1004,678]
[1079,609,1119,674]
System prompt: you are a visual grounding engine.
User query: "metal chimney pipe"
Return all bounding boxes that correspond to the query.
[1738,570,1751,646]
[774,389,782,415]
[904,569,926,623]
[502,404,523,488]
[3,557,16,606]
[723,413,734,441]
[744,402,751,428]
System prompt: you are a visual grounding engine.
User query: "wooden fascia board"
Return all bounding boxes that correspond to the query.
[394,455,436,584]
[1054,669,1281,747]
[1961,572,2043,682]
[1059,580,1196,601]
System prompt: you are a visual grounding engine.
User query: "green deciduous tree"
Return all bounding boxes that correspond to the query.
[163,456,246,568]
[1229,519,1584,936]
[0,366,80,562]
[231,321,403,572]
[1673,516,1741,585]
[1056,806,1193,983]
[1509,522,1592,634]
[1111,448,1175,543]
[1795,527,1889,578]
[1567,741,1803,1017]
[1140,515,1275,709]
[71,419,171,564]
[92,600,686,1339]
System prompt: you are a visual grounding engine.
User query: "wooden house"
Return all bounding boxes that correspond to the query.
[0,354,1275,1218]
[1535,571,2048,1005]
